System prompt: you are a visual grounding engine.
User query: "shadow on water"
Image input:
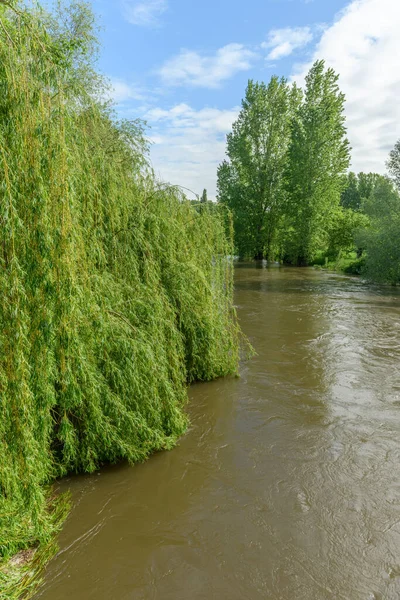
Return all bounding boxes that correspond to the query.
[35,265,400,600]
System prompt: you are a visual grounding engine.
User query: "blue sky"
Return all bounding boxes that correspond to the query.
[90,0,400,197]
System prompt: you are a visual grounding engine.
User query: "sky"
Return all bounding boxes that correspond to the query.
[90,0,400,198]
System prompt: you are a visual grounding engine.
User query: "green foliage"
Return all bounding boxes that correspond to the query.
[284,60,351,265]
[341,171,386,211]
[218,61,399,280]
[356,177,400,284]
[217,77,302,259]
[0,2,240,596]
[387,138,400,190]
[312,251,365,274]
[342,256,366,275]
[218,61,350,265]
[200,188,208,203]
[326,206,369,257]
[340,172,360,210]
[313,156,400,281]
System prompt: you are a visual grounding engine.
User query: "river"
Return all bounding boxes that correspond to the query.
[36,264,400,600]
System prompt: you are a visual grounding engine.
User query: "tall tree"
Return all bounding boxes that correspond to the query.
[200,188,208,203]
[387,139,400,190]
[217,77,302,259]
[285,60,350,265]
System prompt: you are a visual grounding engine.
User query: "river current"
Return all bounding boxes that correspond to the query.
[36,265,400,600]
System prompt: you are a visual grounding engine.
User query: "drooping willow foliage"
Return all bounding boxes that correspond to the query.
[0,2,240,596]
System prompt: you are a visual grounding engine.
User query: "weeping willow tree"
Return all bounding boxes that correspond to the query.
[0,2,241,597]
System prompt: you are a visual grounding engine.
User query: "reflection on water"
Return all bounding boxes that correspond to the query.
[36,265,400,600]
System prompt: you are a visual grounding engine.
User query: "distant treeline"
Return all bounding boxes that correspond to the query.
[0,2,240,597]
[218,62,400,284]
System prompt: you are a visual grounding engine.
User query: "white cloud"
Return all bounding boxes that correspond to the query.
[262,27,313,60]
[122,0,167,27]
[142,104,240,197]
[116,0,400,196]
[109,78,146,103]
[159,44,257,88]
[292,0,400,173]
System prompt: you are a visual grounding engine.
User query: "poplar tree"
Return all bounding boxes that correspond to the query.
[387,139,400,190]
[285,60,350,265]
[217,77,302,259]
[200,189,208,203]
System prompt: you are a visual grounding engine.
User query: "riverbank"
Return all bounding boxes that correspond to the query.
[312,250,365,275]
[0,497,67,600]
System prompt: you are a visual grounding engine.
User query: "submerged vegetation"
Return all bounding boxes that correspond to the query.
[0,1,241,596]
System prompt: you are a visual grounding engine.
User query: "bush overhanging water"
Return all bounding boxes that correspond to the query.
[0,2,241,596]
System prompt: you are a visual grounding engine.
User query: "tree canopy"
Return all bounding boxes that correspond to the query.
[218,61,400,284]
[218,61,350,264]
[217,77,301,259]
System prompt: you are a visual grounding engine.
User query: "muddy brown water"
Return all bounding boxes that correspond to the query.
[36,265,400,600]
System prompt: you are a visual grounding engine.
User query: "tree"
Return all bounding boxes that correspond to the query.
[387,138,400,190]
[356,176,400,284]
[285,60,351,265]
[341,172,386,211]
[200,188,208,203]
[340,172,360,211]
[217,77,302,260]
[0,1,241,595]
[326,206,369,258]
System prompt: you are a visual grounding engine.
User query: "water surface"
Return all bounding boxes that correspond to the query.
[36,265,400,600]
